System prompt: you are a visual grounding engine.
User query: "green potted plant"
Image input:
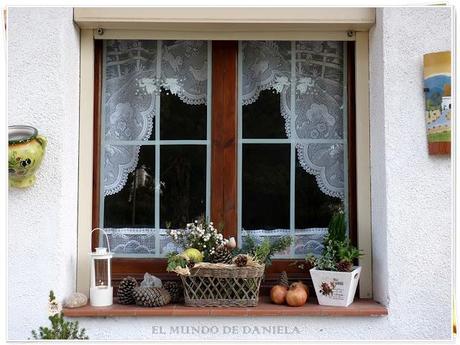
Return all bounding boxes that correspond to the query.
[306,209,363,307]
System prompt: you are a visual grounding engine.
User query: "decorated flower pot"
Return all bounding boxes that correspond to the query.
[310,266,361,307]
[8,125,47,188]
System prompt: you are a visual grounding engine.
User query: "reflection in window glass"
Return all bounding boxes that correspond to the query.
[243,90,285,139]
[160,89,207,140]
[104,146,155,228]
[160,145,207,229]
[242,144,290,230]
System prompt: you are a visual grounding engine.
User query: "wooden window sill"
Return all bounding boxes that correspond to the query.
[63,297,387,317]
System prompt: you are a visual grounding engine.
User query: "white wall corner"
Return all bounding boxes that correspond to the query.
[7,7,80,340]
[369,7,390,307]
[369,6,452,339]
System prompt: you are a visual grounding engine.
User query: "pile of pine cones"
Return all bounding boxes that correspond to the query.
[117,276,184,307]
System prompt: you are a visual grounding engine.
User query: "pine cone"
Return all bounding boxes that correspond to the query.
[117,276,138,305]
[208,246,233,264]
[304,256,317,271]
[278,271,289,287]
[132,287,171,307]
[163,281,184,303]
[234,254,248,267]
[336,260,353,272]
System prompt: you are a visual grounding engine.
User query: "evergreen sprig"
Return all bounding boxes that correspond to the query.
[240,234,293,266]
[324,208,346,244]
[30,291,89,340]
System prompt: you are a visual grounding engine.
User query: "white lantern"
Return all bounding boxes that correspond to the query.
[89,228,113,307]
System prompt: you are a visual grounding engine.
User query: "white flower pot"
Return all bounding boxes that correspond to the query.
[310,266,361,307]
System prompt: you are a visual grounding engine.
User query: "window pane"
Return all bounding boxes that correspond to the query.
[243,90,286,138]
[160,145,207,229]
[242,144,290,230]
[160,89,207,140]
[295,156,342,229]
[104,145,155,228]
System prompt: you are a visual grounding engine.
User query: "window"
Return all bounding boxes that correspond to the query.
[98,40,211,258]
[92,39,356,288]
[238,41,348,259]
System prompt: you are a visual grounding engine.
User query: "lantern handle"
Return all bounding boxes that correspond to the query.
[90,228,111,253]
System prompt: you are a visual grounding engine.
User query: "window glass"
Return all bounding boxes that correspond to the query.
[242,144,290,230]
[160,145,207,229]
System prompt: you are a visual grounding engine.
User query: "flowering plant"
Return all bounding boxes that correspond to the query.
[166,218,227,260]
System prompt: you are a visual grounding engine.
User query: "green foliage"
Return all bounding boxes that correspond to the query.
[325,208,346,243]
[337,241,363,263]
[305,207,363,272]
[315,240,339,271]
[30,291,89,340]
[240,235,293,266]
[308,238,363,272]
[166,252,188,272]
[253,239,271,264]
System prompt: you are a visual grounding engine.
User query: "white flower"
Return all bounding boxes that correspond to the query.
[48,299,62,317]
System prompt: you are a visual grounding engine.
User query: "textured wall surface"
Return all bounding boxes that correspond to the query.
[8,7,452,340]
[368,7,452,339]
[7,7,80,340]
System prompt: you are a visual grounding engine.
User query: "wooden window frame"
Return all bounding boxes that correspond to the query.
[90,39,357,294]
[76,11,373,300]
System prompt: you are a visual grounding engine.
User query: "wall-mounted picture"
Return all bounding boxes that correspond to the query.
[424,51,451,155]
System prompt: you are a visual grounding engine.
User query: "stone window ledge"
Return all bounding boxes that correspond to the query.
[63,297,387,317]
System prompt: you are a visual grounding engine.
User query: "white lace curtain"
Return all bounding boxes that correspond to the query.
[103,40,208,195]
[242,41,346,199]
[102,40,345,199]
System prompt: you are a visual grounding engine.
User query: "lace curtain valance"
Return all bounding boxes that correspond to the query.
[103,40,208,196]
[242,41,346,199]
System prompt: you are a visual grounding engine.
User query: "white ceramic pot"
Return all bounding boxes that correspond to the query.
[310,266,361,307]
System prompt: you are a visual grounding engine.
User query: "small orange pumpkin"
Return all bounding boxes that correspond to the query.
[285,282,308,307]
[270,285,288,305]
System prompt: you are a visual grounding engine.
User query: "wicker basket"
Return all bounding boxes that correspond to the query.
[179,263,265,307]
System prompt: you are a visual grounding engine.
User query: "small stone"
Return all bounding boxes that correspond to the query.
[140,272,162,288]
[63,292,88,308]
